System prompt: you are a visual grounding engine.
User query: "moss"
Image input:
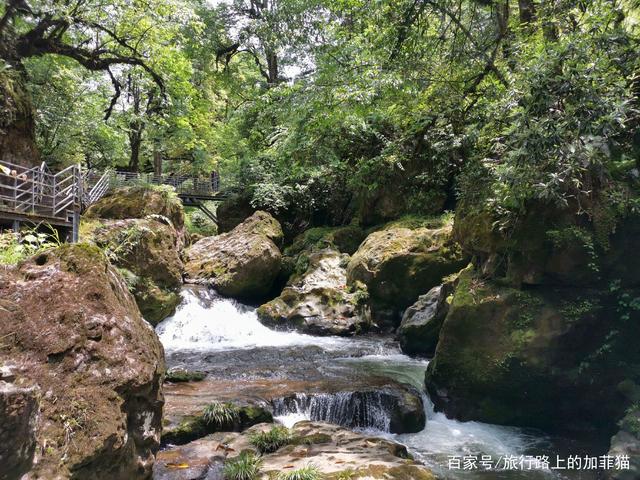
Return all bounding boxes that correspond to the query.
[289,433,332,445]
[285,225,366,257]
[374,212,455,232]
[162,404,273,445]
[164,369,206,383]
[57,243,107,274]
[135,283,181,325]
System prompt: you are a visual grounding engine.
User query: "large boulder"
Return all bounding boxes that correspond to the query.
[397,281,455,357]
[454,200,640,289]
[0,244,165,479]
[87,217,183,325]
[346,223,468,328]
[424,265,640,433]
[257,249,371,336]
[184,211,283,300]
[85,186,185,236]
[215,192,255,234]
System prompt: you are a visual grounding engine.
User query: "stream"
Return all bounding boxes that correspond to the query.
[156,287,601,480]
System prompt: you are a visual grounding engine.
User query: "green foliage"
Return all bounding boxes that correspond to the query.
[202,401,240,428]
[223,451,263,480]
[185,204,217,237]
[277,466,322,480]
[0,226,62,265]
[248,426,292,454]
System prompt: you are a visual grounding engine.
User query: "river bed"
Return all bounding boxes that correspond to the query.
[155,287,602,479]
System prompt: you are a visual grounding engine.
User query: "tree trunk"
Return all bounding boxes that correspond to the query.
[540,0,559,42]
[518,0,536,26]
[266,50,279,85]
[0,67,40,168]
[128,122,143,172]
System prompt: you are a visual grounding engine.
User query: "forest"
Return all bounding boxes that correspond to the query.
[1,1,640,480]
[1,0,636,230]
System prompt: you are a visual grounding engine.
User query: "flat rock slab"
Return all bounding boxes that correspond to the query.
[163,376,425,434]
[154,422,435,480]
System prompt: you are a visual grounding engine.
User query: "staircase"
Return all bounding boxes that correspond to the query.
[1,161,225,242]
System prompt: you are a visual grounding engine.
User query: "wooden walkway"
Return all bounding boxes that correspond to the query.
[0,161,225,241]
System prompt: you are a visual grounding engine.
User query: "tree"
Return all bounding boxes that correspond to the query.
[0,0,165,166]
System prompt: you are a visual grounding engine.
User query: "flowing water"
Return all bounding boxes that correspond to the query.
[156,287,602,479]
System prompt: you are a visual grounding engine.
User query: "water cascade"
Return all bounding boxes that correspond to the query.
[273,391,398,432]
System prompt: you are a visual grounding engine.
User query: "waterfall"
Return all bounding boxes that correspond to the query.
[273,391,396,432]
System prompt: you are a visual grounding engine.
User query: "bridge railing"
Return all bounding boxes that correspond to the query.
[106,170,220,196]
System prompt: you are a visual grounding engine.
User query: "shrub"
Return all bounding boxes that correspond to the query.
[223,451,262,480]
[248,426,292,454]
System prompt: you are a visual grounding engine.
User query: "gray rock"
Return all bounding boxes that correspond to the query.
[257,249,370,336]
[184,211,283,300]
[398,282,454,356]
[606,410,640,480]
[0,382,38,480]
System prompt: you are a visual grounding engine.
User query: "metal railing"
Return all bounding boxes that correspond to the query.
[0,160,84,223]
[106,170,220,196]
[1,160,224,242]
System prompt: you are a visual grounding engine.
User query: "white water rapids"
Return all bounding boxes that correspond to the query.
[156,287,592,479]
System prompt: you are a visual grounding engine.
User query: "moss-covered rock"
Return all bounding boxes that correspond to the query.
[346,222,468,328]
[425,265,640,432]
[257,249,371,336]
[86,217,183,325]
[454,200,640,289]
[165,367,206,383]
[85,185,185,235]
[285,225,366,257]
[216,191,255,234]
[0,244,165,479]
[184,211,283,300]
[162,402,273,445]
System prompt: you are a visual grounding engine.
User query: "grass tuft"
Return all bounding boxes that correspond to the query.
[277,465,322,480]
[202,401,239,428]
[248,425,292,454]
[223,451,262,480]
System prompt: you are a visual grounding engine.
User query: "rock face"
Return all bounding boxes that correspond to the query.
[607,408,640,480]
[257,249,370,336]
[215,192,255,234]
[89,217,183,325]
[0,244,165,479]
[397,282,454,357]
[154,421,436,480]
[0,380,38,480]
[425,265,639,432]
[346,223,468,328]
[85,186,185,236]
[184,211,283,300]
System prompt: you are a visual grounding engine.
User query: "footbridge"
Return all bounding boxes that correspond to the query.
[0,160,225,242]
